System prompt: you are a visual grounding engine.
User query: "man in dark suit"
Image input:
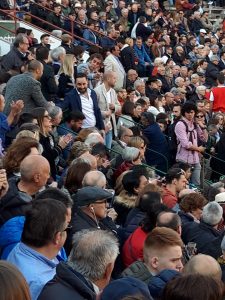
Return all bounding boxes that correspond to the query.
[60,73,105,133]
[128,3,142,30]
[117,37,136,72]
[36,46,58,102]
[219,51,225,71]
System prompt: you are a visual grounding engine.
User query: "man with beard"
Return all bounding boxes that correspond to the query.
[61,73,105,134]
[95,71,121,148]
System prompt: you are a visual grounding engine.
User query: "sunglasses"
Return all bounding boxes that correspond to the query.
[196,115,204,118]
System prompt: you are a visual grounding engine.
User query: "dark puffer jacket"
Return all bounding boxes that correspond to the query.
[38,262,96,300]
[123,208,146,242]
[182,220,223,258]
[0,177,32,226]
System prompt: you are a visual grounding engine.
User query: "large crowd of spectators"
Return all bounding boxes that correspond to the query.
[1,0,225,299]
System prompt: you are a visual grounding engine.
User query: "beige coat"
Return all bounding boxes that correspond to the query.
[104,54,126,90]
[94,83,121,137]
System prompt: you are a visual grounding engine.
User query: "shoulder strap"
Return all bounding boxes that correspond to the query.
[177,119,189,134]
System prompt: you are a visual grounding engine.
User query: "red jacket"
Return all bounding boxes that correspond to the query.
[114,161,133,179]
[211,86,225,112]
[122,226,147,267]
[162,187,178,209]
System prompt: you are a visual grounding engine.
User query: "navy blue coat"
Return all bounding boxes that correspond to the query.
[182,220,223,258]
[143,123,169,174]
[59,88,104,130]
[123,208,145,241]
[38,262,96,300]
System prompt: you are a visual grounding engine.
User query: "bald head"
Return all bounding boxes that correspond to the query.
[20,155,50,183]
[82,170,106,188]
[184,254,222,281]
[80,153,97,170]
[103,70,116,81]
[179,188,196,200]
[156,212,181,233]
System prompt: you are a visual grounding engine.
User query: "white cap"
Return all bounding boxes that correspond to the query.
[200,29,207,33]
[215,192,225,204]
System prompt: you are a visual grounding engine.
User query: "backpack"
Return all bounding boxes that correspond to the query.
[168,119,198,154]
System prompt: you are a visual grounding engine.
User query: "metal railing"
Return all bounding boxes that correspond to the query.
[28,1,114,40]
[0,8,102,49]
[117,115,169,171]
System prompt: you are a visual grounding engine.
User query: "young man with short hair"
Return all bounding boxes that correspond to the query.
[122,227,183,283]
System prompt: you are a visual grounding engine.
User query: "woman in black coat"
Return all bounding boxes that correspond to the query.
[32,107,72,181]
[57,54,76,99]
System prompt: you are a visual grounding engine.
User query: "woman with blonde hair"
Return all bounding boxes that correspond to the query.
[128,136,147,160]
[125,37,134,47]
[57,54,76,98]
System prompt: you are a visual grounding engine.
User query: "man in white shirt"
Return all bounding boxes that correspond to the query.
[62,73,105,134]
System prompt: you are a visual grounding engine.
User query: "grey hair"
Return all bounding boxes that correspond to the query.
[174,77,183,85]
[85,133,103,147]
[50,46,66,61]
[122,147,140,162]
[196,85,206,92]
[48,105,62,119]
[68,230,119,281]
[82,170,106,187]
[191,73,199,79]
[211,44,219,49]
[202,201,223,226]
[170,87,179,96]
[13,33,27,47]
[134,79,144,89]
[210,55,219,62]
[118,126,129,139]
[71,157,91,166]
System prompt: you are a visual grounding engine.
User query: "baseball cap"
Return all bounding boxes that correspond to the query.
[200,29,207,34]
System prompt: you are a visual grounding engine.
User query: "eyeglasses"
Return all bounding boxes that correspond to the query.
[196,115,204,118]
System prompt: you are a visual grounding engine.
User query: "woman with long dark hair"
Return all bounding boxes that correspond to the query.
[32,107,72,181]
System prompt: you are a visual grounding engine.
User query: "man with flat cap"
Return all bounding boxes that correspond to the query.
[65,186,118,254]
